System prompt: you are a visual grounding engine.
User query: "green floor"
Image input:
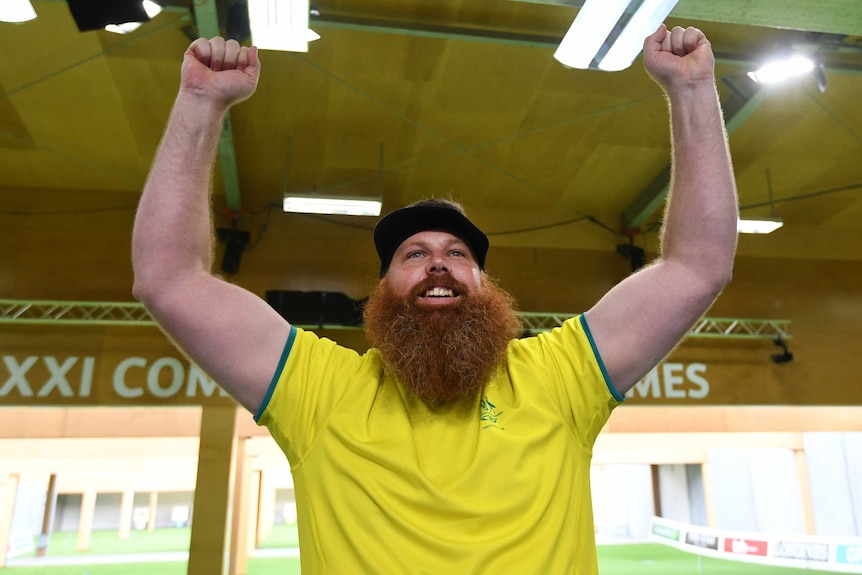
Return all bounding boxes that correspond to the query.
[3,528,841,575]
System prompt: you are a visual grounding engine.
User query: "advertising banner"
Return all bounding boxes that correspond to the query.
[649,517,862,573]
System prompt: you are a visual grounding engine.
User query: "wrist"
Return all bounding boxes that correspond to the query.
[175,87,231,119]
[663,77,717,102]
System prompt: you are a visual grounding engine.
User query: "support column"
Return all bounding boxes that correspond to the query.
[650,464,662,517]
[36,473,58,557]
[794,448,816,534]
[77,487,97,552]
[229,440,252,575]
[0,474,20,568]
[147,492,158,531]
[119,489,134,539]
[256,470,275,545]
[188,406,239,575]
[701,461,716,528]
[246,467,261,554]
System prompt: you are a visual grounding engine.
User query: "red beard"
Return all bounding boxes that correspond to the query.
[362,274,522,404]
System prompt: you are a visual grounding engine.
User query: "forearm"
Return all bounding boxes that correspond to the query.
[660,81,738,286]
[132,93,229,301]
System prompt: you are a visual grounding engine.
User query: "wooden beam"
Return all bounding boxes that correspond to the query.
[118,488,134,540]
[76,487,97,551]
[0,474,19,568]
[188,406,239,575]
[36,474,57,557]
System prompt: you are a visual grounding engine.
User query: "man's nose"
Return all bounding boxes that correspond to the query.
[426,255,448,274]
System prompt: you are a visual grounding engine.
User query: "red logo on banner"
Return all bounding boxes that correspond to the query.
[725,538,768,556]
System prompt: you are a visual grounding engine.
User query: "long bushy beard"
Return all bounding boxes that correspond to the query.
[363,274,522,404]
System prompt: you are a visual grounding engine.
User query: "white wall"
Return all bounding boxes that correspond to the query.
[591,464,654,538]
[707,448,806,534]
[658,464,689,522]
[804,432,862,536]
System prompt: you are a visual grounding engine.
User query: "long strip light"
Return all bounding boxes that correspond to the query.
[0,0,36,22]
[737,218,784,234]
[248,0,319,52]
[283,196,382,216]
[554,0,679,72]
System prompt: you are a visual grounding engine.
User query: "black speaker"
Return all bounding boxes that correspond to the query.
[266,291,364,327]
[216,228,250,275]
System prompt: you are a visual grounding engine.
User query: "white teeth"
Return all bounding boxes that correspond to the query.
[425,287,454,297]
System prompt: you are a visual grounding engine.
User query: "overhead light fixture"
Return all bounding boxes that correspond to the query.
[554,0,679,72]
[737,218,783,234]
[283,196,382,216]
[248,0,319,52]
[0,0,36,23]
[747,55,814,85]
[282,141,384,217]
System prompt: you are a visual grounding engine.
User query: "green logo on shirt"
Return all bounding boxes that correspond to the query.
[480,396,505,430]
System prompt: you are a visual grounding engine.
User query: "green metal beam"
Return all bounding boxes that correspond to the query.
[510,0,862,36]
[193,0,243,213]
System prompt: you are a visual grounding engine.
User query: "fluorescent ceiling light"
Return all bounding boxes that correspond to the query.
[106,22,142,34]
[737,218,784,234]
[554,0,679,72]
[283,196,382,217]
[248,0,319,53]
[0,0,36,22]
[104,1,161,34]
[747,55,814,84]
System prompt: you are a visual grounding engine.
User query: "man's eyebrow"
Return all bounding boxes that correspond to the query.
[399,241,424,251]
[398,236,469,252]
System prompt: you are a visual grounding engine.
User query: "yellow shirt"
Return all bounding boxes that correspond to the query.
[257,314,622,574]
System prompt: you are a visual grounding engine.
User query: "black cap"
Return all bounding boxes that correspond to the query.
[373,203,489,276]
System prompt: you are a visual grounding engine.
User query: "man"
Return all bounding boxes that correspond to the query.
[133,23,737,574]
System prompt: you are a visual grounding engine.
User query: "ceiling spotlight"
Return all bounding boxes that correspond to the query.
[0,0,36,23]
[812,63,828,93]
[771,335,794,364]
[747,55,815,85]
[737,218,784,234]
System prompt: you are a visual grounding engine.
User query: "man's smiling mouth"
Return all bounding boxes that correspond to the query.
[424,287,455,298]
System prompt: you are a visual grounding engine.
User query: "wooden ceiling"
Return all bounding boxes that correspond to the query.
[1,0,862,302]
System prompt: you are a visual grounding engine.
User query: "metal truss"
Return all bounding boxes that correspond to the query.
[687,317,791,340]
[521,312,790,340]
[0,299,155,326]
[0,300,790,340]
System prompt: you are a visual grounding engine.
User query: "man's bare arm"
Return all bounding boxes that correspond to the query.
[585,25,739,396]
[132,38,291,413]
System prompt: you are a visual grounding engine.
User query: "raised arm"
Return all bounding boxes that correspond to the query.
[585,25,738,396]
[132,37,291,413]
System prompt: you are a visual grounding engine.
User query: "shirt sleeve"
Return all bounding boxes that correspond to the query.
[255,326,368,464]
[509,315,623,449]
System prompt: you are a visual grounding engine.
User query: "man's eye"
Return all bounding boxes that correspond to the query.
[450,250,465,257]
[407,251,424,259]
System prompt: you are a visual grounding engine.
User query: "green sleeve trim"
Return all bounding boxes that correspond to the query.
[579,314,625,403]
[254,325,297,423]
